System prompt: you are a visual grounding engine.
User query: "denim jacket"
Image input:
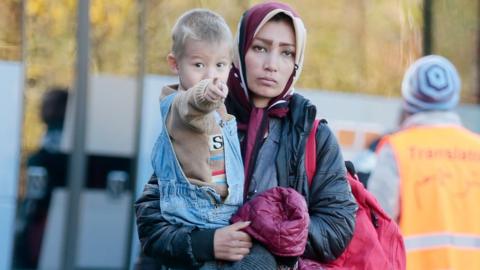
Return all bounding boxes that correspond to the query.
[151,93,244,229]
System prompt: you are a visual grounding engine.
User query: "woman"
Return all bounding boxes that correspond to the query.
[135,2,357,269]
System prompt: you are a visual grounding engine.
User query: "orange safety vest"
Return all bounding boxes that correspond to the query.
[383,125,480,270]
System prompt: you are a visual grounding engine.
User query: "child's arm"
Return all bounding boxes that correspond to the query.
[172,78,228,133]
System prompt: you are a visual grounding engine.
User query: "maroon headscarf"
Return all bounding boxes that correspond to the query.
[226,2,306,196]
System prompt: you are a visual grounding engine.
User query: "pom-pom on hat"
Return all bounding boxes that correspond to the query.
[402,55,461,114]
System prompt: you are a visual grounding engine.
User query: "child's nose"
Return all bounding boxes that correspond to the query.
[205,67,217,79]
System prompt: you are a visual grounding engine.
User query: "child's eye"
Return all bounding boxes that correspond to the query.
[194,63,205,68]
[217,62,228,68]
[252,45,266,53]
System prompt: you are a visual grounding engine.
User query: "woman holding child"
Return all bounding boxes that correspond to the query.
[135,2,356,269]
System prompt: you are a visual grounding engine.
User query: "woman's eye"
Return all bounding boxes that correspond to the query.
[252,45,266,53]
[283,50,295,57]
[194,63,205,68]
[217,62,227,68]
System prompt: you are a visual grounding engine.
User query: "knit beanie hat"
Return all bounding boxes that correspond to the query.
[402,55,461,114]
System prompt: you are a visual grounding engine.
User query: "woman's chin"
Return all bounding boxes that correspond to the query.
[251,86,282,99]
[251,93,282,108]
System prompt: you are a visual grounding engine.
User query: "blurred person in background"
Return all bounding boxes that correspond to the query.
[352,108,408,188]
[14,87,69,269]
[368,55,480,270]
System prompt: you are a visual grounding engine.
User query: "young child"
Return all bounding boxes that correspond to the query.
[150,9,244,229]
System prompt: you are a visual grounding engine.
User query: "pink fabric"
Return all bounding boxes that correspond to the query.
[243,107,265,196]
[231,187,309,257]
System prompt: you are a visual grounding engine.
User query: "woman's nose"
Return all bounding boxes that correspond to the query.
[264,53,278,72]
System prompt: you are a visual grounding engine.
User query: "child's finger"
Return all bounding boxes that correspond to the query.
[208,86,225,99]
[205,90,218,101]
[215,84,228,98]
[212,77,219,87]
[220,82,229,96]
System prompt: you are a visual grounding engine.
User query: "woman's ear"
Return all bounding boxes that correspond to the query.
[167,53,179,75]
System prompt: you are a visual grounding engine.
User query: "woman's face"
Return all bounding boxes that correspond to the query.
[245,19,296,108]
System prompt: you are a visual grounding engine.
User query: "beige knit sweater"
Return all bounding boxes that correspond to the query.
[160,79,235,197]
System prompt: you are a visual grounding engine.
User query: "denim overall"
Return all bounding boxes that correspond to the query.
[151,93,244,229]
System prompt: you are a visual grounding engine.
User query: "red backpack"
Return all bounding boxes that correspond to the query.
[300,119,406,270]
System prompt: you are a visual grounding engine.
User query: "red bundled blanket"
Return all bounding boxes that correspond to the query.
[231,186,309,257]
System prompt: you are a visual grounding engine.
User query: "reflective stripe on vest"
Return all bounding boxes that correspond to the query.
[405,233,480,251]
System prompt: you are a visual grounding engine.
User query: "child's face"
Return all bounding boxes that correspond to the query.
[173,39,231,90]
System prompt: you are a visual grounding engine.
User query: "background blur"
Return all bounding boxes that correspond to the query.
[1,0,479,269]
[5,0,479,153]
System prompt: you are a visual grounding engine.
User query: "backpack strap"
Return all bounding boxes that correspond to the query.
[306,119,320,186]
[306,119,357,187]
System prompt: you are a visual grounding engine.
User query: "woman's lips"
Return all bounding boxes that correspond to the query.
[257,77,277,86]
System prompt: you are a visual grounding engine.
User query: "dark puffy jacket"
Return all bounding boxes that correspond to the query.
[273,94,357,262]
[231,186,309,257]
[134,93,357,269]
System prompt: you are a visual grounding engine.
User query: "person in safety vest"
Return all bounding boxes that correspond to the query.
[368,55,480,270]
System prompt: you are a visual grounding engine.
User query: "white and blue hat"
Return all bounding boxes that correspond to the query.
[402,55,461,114]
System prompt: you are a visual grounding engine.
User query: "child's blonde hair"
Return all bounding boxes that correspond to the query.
[171,9,233,59]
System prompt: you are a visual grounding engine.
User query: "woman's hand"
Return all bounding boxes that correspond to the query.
[213,221,252,261]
